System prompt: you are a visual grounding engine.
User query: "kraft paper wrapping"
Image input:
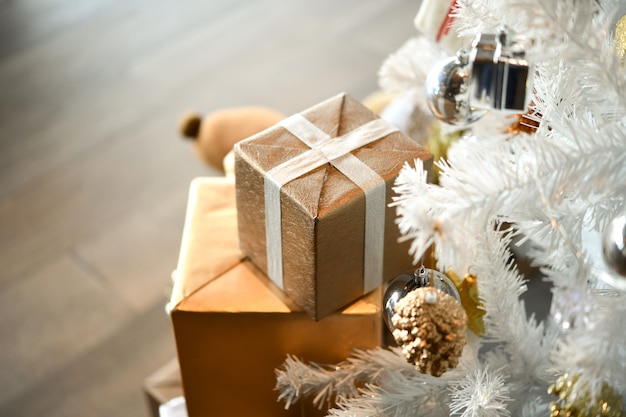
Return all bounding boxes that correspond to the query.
[169,177,382,417]
[234,92,433,320]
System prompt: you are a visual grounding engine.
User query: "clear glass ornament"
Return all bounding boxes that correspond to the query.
[383,266,461,332]
[550,287,593,331]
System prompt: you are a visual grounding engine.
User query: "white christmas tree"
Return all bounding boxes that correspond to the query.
[276,0,626,416]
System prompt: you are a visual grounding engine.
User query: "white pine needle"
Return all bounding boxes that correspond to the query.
[449,368,511,417]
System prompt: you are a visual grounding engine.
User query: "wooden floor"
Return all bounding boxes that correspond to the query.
[0,1,419,416]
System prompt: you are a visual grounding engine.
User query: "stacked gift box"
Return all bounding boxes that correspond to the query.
[168,93,433,417]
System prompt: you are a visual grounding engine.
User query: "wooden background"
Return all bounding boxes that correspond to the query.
[0,0,420,416]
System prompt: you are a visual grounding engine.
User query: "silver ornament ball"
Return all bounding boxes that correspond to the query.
[425,50,485,126]
[602,213,626,285]
[383,266,461,332]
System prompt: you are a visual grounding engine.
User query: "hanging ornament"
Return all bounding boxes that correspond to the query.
[548,373,625,417]
[384,266,461,329]
[468,27,533,113]
[445,269,485,336]
[384,267,467,377]
[425,49,486,126]
[425,27,533,126]
[601,212,626,289]
[414,0,467,55]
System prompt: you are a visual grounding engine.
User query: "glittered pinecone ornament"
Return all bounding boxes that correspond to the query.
[391,285,468,377]
[548,373,625,417]
[384,266,461,330]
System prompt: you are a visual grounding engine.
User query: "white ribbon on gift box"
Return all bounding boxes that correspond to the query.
[263,113,398,292]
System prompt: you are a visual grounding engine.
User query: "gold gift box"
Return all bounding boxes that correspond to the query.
[234,93,433,320]
[169,177,383,417]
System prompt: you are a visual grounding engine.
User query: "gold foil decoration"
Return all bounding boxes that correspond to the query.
[446,269,485,336]
[548,373,625,417]
[391,287,467,377]
[615,14,626,64]
[425,121,464,184]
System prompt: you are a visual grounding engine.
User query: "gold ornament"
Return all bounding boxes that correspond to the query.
[615,14,626,64]
[548,373,625,417]
[446,269,485,336]
[391,287,468,377]
[425,122,465,184]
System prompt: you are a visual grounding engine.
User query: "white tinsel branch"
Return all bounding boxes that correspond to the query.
[453,0,616,63]
[546,261,626,399]
[275,348,414,410]
[327,336,482,417]
[377,36,448,116]
[378,37,446,97]
[330,376,452,417]
[473,227,560,413]
[448,367,511,417]
[275,336,491,416]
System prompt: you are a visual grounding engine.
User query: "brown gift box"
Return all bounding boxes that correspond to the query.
[169,177,383,417]
[234,92,433,320]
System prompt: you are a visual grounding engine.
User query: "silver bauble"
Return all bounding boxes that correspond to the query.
[383,266,461,332]
[425,50,485,126]
[602,213,626,287]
